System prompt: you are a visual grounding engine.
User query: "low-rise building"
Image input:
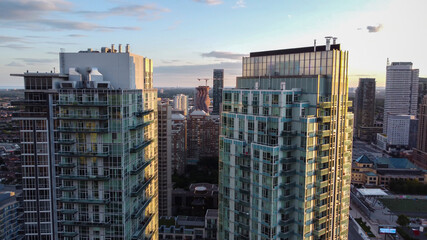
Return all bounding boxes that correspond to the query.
[0,187,23,240]
[352,155,427,187]
[172,183,218,216]
[159,209,218,240]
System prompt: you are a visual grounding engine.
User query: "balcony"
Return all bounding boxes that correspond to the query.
[281,130,297,137]
[59,232,78,238]
[131,214,154,240]
[313,228,326,236]
[315,204,327,213]
[60,219,110,227]
[315,215,328,224]
[59,186,77,191]
[57,127,108,133]
[129,120,153,131]
[57,151,109,158]
[11,99,47,106]
[135,109,154,117]
[59,197,110,204]
[315,192,329,201]
[279,194,295,201]
[56,114,109,120]
[58,162,76,168]
[56,101,109,106]
[280,144,297,151]
[317,130,330,137]
[279,206,294,214]
[318,102,331,108]
[131,176,154,197]
[58,208,78,214]
[130,139,153,153]
[130,158,154,175]
[279,157,296,164]
[320,144,330,151]
[318,115,331,123]
[59,174,110,181]
[280,169,296,176]
[131,195,154,218]
[279,182,296,189]
[56,139,76,144]
[317,168,330,176]
[278,218,294,226]
[316,180,329,189]
[317,156,329,164]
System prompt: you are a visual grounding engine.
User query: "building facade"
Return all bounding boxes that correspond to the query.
[173,94,188,116]
[386,115,417,148]
[218,43,353,240]
[354,78,380,142]
[413,96,427,169]
[158,102,172,216]
[187,111,219,160]
[213,69,224,115]
[195,86,210,113]
[383,62,419,133]
[13,46,159,240]
[171,114,187,175]
[0,189,23,240]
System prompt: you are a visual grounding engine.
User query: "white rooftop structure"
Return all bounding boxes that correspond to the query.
[357,188,388,197]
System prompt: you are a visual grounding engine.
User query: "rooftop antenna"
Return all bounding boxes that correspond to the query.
[197,78,210,87]
[387,58,390,66]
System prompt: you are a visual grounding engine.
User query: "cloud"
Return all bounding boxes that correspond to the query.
[78,4,169,20]
[232,0,246,8]
[193,0,223,5]
[367,24,383,33]
[0,35,24,43]
[15,58,57,65]
[0,0,141,32]
[201,51,246,60]
[0,44,32,49]
[0,0,71,20]
[154,62,241,87]
[67,34,87,38]
[6,62,25,67]
[161,59,182,64]
[167,21,182,31]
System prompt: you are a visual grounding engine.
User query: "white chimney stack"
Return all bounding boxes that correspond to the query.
[325,36,332,51]
[333,37,337,45]
[118,44,122,53]
[126,44,130,53]
[111,44,115,53]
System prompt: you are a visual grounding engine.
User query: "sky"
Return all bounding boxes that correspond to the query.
[0,0,426,88]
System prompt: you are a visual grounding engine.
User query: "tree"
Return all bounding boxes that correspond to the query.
[397,214,410,227]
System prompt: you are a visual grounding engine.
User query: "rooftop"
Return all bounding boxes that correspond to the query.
[356,155,373,164]
[249,44,340,57]
[357,188,388,196]
[374,157,420,170]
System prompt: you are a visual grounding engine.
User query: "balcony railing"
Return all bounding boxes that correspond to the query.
[131,214,154,240]
[129,120,153,131]
[59,197,110,204]
[130,139,153,153]
[56,114,109,120]
[135,109,154,117]
[57,151,109,158]
[58,232,78,238]
[60,219,111,227]
[59,174,110,181]
[131,195,154,218]
[131,176,154,197]
[130,158,154,175]
[56,101,109,106]
[58,162,76,168]
[280,144,297,151]
[57,127,109,133]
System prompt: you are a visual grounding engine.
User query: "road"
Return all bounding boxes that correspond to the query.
[348,219,364,240]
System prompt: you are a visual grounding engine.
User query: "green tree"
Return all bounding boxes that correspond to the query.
[397,215,410,227]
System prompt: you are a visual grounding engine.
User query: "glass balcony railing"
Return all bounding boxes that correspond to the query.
[56,139,76,144]
[59,174,110,181]
[56,100,109,106]
[131,214,154,240]
[58,232,78,238]
[130,176,154,197]
[59,186,77,191]
[135,109,154,117]
[56,114,109,120]
[130,139,153,153]
[60,219,110,227]
[131,195,154,218]
[57,127,109,133]
[57,151,109,157]
[130,158,154,175]
[58,162,76,168]
[59,197,110,204]
[129,120,153,131]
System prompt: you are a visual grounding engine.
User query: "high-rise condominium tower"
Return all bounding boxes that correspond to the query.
[354,78,380,142]
[13,46,159,240]
[195,86,210,113]
[413,96,427,169]
[213,69,224,115]
[218,41,353,240]
[157,102,172,216]
[383,62,419,133]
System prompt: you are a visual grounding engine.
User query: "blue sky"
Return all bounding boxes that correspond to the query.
[0,0,426,88]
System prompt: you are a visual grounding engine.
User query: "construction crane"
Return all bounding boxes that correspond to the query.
[197,78,210,87]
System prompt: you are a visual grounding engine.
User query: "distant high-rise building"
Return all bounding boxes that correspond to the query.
[419,77,427,107]
[212,69,224,115]
[413,96,427,169]
[384,62,419,133]
[354,78,382,142]
[171,114,187,174]
[218,42,353,239]
[195,86,210,113]
[0,189,23,240]
[386,115,417,147]
[158,102,172,216]
[173,94,188,115]
[187,110,219,160]
[12,46,159,240]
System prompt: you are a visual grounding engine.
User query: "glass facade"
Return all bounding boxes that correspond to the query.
[218,45,353,240]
